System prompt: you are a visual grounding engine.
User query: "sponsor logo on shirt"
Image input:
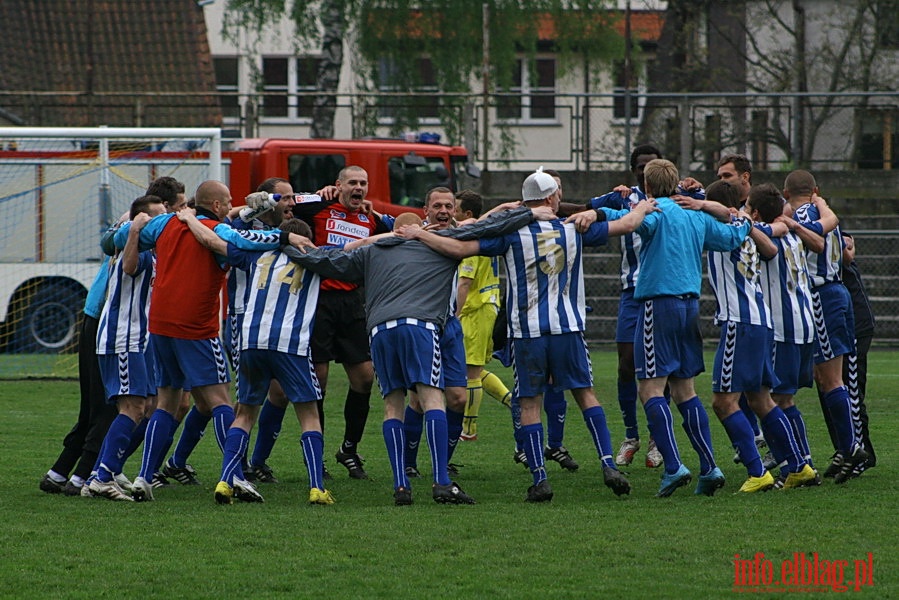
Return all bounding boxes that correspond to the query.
[327,232,359,247]
[329,209,348,219]
[326,219,369,239]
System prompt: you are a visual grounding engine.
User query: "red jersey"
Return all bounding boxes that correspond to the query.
[294,200,386,292]
[149,215,227,339]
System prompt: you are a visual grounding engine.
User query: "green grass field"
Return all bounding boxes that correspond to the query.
[2,351,894,598]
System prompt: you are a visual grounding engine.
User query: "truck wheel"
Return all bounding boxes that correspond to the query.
[8,282,86,353]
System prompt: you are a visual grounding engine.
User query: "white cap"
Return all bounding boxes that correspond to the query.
[521,166,559,202]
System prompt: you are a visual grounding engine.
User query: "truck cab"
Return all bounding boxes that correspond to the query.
[230,137,480,216]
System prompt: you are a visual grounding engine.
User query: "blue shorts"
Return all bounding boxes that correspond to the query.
[151,334,231,390]
[811,282,855,363]
[711,322,777,393]
[237,349,321,405]
[771,340,814,395]
[634,296,704,380]
[441,317,468,388]
[370,321,442,396]
[98,352,157,403]
[616,288,641,343]
[511,331,593,398]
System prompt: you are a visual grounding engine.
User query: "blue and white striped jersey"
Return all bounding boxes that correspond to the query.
[479,219,610,338]
[706,236,771,328]
[590,187,645,290]
[225,215,272,316]
[755,226,815,344]
[793,202,844,288]
[96,251,155,354]
[228,245,320,355]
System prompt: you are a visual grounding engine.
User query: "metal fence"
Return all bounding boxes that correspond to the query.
[2,90,895,173]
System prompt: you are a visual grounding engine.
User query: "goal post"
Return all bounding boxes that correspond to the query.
[0,126,223,378]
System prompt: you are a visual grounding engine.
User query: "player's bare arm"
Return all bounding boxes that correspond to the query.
[122,212,151,275]
[776,214,826,254]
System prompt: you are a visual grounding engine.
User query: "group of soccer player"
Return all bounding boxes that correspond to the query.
[39,145,875,505]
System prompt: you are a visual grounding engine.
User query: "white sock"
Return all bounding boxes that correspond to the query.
[47,470,66,484]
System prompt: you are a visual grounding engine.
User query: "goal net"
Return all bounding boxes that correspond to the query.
[0,127,222,378]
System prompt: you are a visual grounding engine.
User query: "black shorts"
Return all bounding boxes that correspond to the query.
[311,288,371,364]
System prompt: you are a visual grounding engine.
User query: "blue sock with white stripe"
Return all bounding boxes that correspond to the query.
[251,400,286,467]
[618,379,639,440]
[446,408,464,462]
[677,396,717,476]
[402,406,423,469]
[301,430,325,491]
[124,417,148,462]
[822,386,857,454]
[171,406,211,468]
[544,387,567,449]
[522,423,546,486]
[220,427,248,485]
[582,405,615,468]
[643,396,682,475]
[739,394,761,437]
[97,414,138,483]
[511,394,524,452]
[721,411,764,478]
[425,410,450,486]
[783,405,814,467]
[138,408,177,481]
[760,406,805,473]
[383,418,409,490]
[211,404,236,454]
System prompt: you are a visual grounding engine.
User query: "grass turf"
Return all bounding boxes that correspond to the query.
[2,351,894,598]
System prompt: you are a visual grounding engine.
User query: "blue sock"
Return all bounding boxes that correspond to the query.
[617,379,639,440]
[582,406,615,468]
[643,396,682,475]
[446,408,464,462]
[721,411,764,478]
[252,400,286,467]
[544,387,566,449]
[124,417,148,462]
[211,404,236,454]
[171,406,211,468]
[138,409,177,481]
[97,414,138,482]
[739,395,761,437]
[522,423,546,486]
[383,418,409,490]
[403,406,423,469]
[511,394,524,451]
[425,410,450,486]
[783,405,813,466]
[822,386,857,454]
[220,427,248,485]
[301,431,325,491]
[760,406,805,473]
[677,396,717,476]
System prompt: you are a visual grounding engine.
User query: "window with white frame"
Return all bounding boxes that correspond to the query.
[612,60,645,124]
[259,56,321,122]
[213,57,240,122]
[377,57,440,123]
[496,57,557,123]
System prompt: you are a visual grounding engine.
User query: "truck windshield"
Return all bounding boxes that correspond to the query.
[388,156,452,208]
[452,155,480,192]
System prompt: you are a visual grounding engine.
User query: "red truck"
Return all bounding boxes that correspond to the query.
[228,137,480,216]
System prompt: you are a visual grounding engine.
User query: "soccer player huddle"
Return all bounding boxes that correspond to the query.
[39,149,875,506]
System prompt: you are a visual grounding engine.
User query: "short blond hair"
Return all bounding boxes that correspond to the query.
[394,212,423,228]
[643,159,679,198]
